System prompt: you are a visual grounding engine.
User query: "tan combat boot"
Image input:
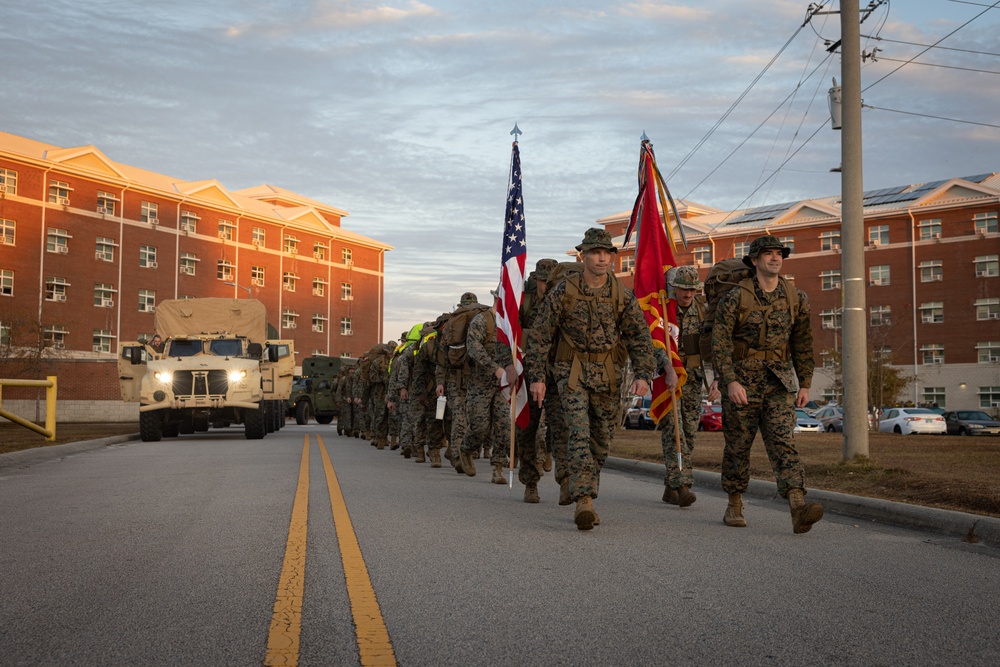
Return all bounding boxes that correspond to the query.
[491,464,506,485]
[376,439,385,450]
[460,449,476,477]
[724,493,747,527]
[482,446,491,460]
[787,488,824,534]
[677,486,697,508]
[414,446,425,463]
[558,478,572,506]
[523,483,540,503]
[428,448,442,468]
[574,496,596,531]
[662,487,679,504]
[543,452,553,472]
[402,446,412,459]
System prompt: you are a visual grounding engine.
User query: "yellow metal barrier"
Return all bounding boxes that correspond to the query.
[0,376,58,441]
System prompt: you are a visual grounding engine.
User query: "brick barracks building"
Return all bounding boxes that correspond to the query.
[596,173,1000,413]
[0,131,391,422]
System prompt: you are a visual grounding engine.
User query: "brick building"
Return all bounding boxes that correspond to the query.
[594,173,1000,413]
[0,130,390,421]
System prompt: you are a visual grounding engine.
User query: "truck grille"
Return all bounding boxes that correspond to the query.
[172,370,229,397]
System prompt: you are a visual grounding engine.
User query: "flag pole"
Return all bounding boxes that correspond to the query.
[659,291,683,471]
[508,329,518,489]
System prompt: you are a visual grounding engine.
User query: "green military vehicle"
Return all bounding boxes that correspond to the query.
[287,356,357,425]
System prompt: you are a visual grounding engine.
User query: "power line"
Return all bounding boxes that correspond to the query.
[876,56,1000,75]
[861,34,1000,58]
[863,104,1000,129]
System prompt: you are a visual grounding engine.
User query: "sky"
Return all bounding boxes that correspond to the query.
[3,0,999,342]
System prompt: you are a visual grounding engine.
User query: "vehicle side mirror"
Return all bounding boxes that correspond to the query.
[247,342,263,358]
[128,347,144,365]
[267,345,280,362]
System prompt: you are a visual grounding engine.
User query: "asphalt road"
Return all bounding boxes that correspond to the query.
[2,425,999,666]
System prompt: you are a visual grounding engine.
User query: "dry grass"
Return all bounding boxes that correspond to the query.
[0,422,139,455]
[614,428,1000,518]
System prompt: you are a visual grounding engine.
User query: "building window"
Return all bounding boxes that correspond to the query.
[179,253,198,276]
[340,317,353,335]
[733,241,750,258]
[974,255,998,278]
[778,236,794,253]
[141,201,158,223]
[283,235,299,254]
[342,248,353,264]
[820,309,842,330]
[312,279,327,297]
[820,270,841,291]
[693,246,712,265]
[313,243,327,260]
[919,302,943,324]
[95,237,117,262]
[820,350,836,368]
[0,322,9,346]
[283,272,298,292]
[140,245,157,269]
[821,387,839,403]
[341,282,353,301]
[620,255,634,274]
[868,224,889,245]
[1,218,14,246]
[47,228,71,254]
[218,220,236,241]
[0,269,13,296]
[93,330,115,353]
[979,386,1000,409]
[312,314,327,333]
[218,260,235,281]
[976,298,999,320]
[869,265,890,286]
[96,191,118,215]
[251,266,265,287]
[923,387,946,408]
[48,180,72,205]
[43,326,68,350]
[974,211,998,234]
[139,290,156,313]
[282,309,299,330]
[918,260,943,282]
[94,283,116,308]
[340,351,352,358]
[180,211,199,234]
[45,276,71,302]
[819,230,841,251]
[976,342,1000,364]
[0,168,17,195]
[917,218,942,240]
[252,227,266,247]
[920,344,944,365]
[870,305,891,327]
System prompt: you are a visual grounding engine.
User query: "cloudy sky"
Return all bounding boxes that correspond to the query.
[3,0,998,340]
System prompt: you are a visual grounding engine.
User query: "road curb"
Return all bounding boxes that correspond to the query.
[605,456,1000,549]
[0,434,139,471]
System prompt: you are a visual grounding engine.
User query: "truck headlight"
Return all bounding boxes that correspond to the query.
[154,371,172,384]
[229,370,247,382]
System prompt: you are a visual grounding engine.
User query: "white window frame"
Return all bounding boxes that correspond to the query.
[179,253,198,276]
[140,245,157,269]
[218,220,236,241]
[312,314,327,333]
[180,211,200,234]
[976,298,1000,321]
[97,191,119,216]
[139,289,156,313]
[95,237,117,262]
[312,279,327,297]
[47,228,72,254]
[43,325,69,349]
[313,243,327,260]
[0,218,14,246]
[340,317,353,336]
[819,230,841,251]
[870,305,891,327]
[0,269,13,297]
[820,309,842,330]
[918,218,942,240]
[974,211,998,234]
[974,255,998,278]
[217,260,235,281]
[868,224,889,245]
[283,235,299,254]
[869,265,890,286]
[920,344,944,365]
[92,329,116,353]
[252,227,266,247]
[922,387,946,408]
[341,247,353,265]
[0,168,17,195]
[821,270,842,291]
[48,180,72,205]
[341,282,353,301]
[978,386,1000,409]
[283,272,298,292]
[282,309,299,330]
[45,276,71,302]
[919,261,943,283]
[919,302,943,324]
[94,283,116,308]
[976,342,1000,364]
[141,201,158,223]
[251,266,265,287]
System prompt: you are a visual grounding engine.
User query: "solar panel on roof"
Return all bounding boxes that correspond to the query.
[724,201,796,226]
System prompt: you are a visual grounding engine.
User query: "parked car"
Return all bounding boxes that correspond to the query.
[801,400,820,416]
[623,395,654,430]
[943,410,1000,436]
[813,405,845,432]
[794,409,822,433]
[699,404,723,431]
[878,408,947,435]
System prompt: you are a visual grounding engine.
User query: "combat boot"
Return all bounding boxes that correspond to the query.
[558,479,572,506]
[787,488,823,534]
[376,439,385,450]
[677,486,697,508]
[543,452,553,472]
[524,483,540,504]
[574,496,596,531]
[662,487,679,504]
[482,446,491,459]
[415,446,425,463]
[429,448,442,468]
[460,449,476,477]
[402,446,412,459]
[491,464,505,485]
[389,437,399,451]
[593,510,600,526]
[723,493,747,527]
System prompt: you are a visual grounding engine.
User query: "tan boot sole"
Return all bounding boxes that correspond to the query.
[792,504,824,534]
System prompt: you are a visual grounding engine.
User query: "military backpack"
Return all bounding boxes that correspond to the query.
[433,304,492,370]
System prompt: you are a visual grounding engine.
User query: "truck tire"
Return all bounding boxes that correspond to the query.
[263,403,275,434]
[295,400,311,425]
[316,414,334,425]
[140,411,163,442]
[244,407,266,439]
[163,420,179,438]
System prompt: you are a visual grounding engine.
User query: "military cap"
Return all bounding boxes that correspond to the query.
[575,227,618,253]
[742,234,790,268]
[459,292,479,306]
[534,258,559,281]
[668,265,703,290]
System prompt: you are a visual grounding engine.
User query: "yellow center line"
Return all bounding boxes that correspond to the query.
[264,436,310,667]
[318,435,397,667]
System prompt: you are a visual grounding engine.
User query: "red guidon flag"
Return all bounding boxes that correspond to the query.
[629,141,686,424]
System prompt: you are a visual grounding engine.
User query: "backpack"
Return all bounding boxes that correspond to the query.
[434,304,490,370]
[699,258,799,363]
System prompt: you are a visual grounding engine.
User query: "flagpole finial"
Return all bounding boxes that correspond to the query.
[510,123,522,142]
[640,130,649,143]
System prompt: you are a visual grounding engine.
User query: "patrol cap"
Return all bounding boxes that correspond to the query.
[742,234,790,268]
[459,292,479,306]
[575,227,618,253]
[668,265,703,290]
[534,258,559,281]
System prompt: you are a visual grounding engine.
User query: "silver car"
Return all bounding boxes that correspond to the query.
[813,405,845,432]
[794,409,822,433]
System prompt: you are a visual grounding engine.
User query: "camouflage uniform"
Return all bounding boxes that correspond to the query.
[388,342,412,454]
[435,293,480,471]
[368,345,391,448]
[525,231,656,506]
[410,326,446,465]
[336,368,354,436]
[465,308,512,476]
[353,354,371,440]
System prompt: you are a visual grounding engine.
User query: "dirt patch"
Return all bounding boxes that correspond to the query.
[0,422,139,455]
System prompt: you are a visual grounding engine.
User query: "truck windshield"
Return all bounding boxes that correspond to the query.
[167,340,203,357]
[209,339,243,357]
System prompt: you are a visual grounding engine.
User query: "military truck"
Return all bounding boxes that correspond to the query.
[118,298,295,441]
[287,356,356,425]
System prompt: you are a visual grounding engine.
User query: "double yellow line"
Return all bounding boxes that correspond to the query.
[265,435,396,667]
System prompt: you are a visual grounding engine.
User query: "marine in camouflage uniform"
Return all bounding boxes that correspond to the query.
[464,302,515,484]
[388,328,419,458]
[335,367,354,436]
[367,344,392,449]
[655,266,720,507]
[526,228,656,530]
[410,323,446,467]
[435,292,480,474]
[353,353,371,440]
[712,234,823,534]
[386,335,407,450]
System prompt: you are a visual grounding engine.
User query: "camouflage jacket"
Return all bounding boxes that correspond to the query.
[387,350,412,399]
[466,310,508,384]
[411,333,438,398]
[654,296,708,390]
[711,275,813,392]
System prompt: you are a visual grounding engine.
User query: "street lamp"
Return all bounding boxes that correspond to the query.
[223,281,251,297]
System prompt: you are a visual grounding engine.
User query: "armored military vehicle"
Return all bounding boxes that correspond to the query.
[287,356,356,425]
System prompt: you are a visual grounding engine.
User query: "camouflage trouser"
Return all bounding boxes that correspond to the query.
[369,384,388,445]
[558,382,617,501]
[659,384,702,488]
[411,393,445,452]
[720,380,804,497]
[395,397,411,449]
[515,399,542,486]
[388,396,402,443]
[444,374,469,462]
[339,401,354,435]
[465,377,510,467]
[544,382,568,486]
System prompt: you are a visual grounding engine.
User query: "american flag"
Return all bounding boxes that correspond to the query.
[497,141,530,428]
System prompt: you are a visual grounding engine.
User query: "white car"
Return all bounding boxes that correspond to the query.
[878,408,947,435]
[794,409,822,433]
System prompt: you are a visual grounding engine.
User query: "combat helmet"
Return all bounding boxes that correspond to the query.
[742,235,790,268]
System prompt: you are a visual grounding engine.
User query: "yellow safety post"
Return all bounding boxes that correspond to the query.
[0,376,58,441]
